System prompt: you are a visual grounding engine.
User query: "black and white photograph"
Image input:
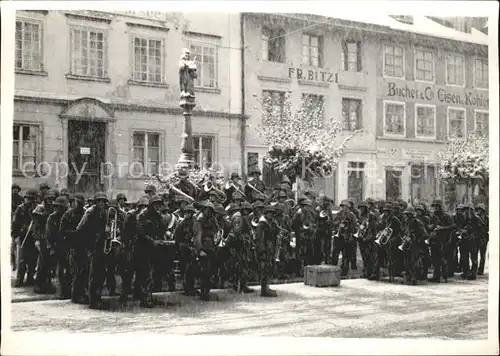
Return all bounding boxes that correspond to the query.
[1,1,498,355]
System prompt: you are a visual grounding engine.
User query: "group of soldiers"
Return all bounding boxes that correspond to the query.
[11,167,489,310]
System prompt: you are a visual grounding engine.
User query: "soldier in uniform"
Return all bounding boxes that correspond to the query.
[60,194,88,304]
[475,203,489,276]
[144,184,157,198]
[280,175,294,199]
[272,202,292,279]
[452,204,466,274]
[84,198,95,211]
[174,204,197,296]
[255,205,278,297]
[135,195,166,307]
[377,202,403,282]
[245,167,266,203]
[401,206,428,285]
[357,201,379,280]
[175,168,199,200]
[104,199,125,297]
[225,203,240,219]
[116,193,128,213]
[331,200,359,277]
[76,192,110,309]
[366,198,380,220]
[33,189,58,294]
[415,204,431,280]
[154,205,177,292]
[122,195,149,302]
[59,189,71,208]
[212,203,231,289]
[224,172,244,205]
[228,202,255,293]
[11,184,24,271]
[193,201,219,301]
[13,188,38,287]
[428,199,455,283]
[46,196,71,299]
[459,203,483,280]
[316,195,334,265]
[292,198,318,271]
[38,182,51,201]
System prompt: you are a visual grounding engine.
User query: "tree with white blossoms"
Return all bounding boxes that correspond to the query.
[253,91,359,196]
[145,167,225,195]
[438,131,489,206]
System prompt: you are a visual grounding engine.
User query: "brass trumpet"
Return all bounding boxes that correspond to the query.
[203,181,227,201]
[104,207,122,254]
[251,216,260,228]
[274,224,289,262]
[398,234,414,251]
[374,227,393,246]
[354,220,369,240]
[319,210,329,219]
[215,229,227,248]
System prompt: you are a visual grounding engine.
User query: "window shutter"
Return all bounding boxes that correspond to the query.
[356,41,362,71]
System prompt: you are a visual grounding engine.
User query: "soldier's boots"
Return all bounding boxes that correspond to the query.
[34,284,56,294]
[239,281,254,294]
[89,300,110,310]
[260,279,277,297]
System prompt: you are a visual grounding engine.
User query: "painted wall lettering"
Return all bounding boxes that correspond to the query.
[288,68,335,83]
[387,82,489,108]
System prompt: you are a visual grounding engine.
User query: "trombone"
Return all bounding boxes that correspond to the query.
[246,181,266,197]
[104,207,122,255]
[224,181,247,199]
[203,181,227,201]
[153,174,195,203]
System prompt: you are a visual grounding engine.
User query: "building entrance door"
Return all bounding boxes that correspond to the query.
[385,167,402,201]
[67,120,106,197]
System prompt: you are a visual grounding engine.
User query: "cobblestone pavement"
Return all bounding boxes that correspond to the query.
[10,275,488,339]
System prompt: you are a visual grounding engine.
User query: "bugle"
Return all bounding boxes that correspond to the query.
[374,227,393,246]
[104,207,122,254]
[153,174,195,203]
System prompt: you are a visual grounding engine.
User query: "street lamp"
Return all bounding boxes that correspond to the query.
[177,48,197,170]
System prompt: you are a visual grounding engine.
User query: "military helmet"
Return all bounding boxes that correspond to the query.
[25,188,38,198]
[74,194,85,204]
[149,195,163,206]
[475,203,486,211]
[404,206,415,215]
[431,199,443,207]
[280,175,291,185]
[252,201,265,209]
[464,202,474,210]
[12,183,21,191]
[184,204,197,213]
[208,190,218,197]
[116,193,127,201]
[263,205,276,214]
[144,184,156,193]
[339,199,350,207]
[415,204,425,212]
[456,204,465,210]
[298,196,308,205]
[214,203,226,215]
[94,192,108,201]
[365,197,374,204]
[39,182,50,190]
[254,194,267,202]
[301,199,312,207]
[382,202,392,211]
[137,195,150,208]
[278,191,287,198]
[53,196,68,207]
[358,201,368,209]
[178,169,189,177]
[109,199,119,208]
[230,172,240,179]
[250,167,262,176]
[44,189,58,200]
[59,188,70,197]
[240,201,253,212]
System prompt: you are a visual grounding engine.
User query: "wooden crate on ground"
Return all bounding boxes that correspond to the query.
[304,265,341,287]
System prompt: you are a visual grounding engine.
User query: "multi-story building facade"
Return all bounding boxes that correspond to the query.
[242,13,488,205]
[13,10,243,200]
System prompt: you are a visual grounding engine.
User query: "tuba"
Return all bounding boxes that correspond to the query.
[274,224,288,262]
[398,234,414,251]
[104,207,122,254]
[374,227,393,246]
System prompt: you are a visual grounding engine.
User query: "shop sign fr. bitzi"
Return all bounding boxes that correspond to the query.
[288,68,335,83]
[387,82,489,109]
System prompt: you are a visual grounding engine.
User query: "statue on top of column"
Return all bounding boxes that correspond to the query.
[179,48,197,99]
